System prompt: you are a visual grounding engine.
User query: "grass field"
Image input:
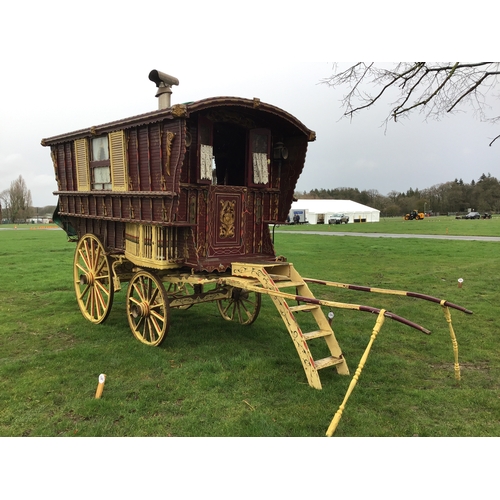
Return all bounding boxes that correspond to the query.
[0,220,499,437]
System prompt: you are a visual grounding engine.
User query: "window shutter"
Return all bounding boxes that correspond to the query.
[109,130,128,192]
[74,138,90,191]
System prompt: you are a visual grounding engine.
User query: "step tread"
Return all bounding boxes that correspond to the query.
[267,273,291,281]
[314,356,345,370]
[302,329,332,340]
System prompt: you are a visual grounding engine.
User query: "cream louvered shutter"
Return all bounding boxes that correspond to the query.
[74,138,90,191]
[109,130,128,192]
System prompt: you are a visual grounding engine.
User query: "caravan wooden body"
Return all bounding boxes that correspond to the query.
[43,96,315,272]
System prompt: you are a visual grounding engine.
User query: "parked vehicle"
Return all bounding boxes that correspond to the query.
[290,210,307,224]
[328,213,349,224]
[463,212,481,219]
[404,210,424,220]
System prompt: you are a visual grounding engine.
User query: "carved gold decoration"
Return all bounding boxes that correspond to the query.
[219,200,235,239]
[171,104,187,117]
[51,149,62,190]
[165,131,175,176]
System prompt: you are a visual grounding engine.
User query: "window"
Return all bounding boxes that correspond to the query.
[91,136,111,190]
[198,117,213,183]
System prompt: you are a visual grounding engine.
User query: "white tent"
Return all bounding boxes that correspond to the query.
[289,199,380,224]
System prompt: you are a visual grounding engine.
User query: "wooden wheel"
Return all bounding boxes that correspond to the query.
[217,287,261,325]
[126,271,170,346]
[74,234,114,324]
[165,282,195,310]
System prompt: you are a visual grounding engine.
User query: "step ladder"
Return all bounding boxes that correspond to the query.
[230,262,350,389]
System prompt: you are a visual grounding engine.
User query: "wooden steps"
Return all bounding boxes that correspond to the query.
[230,262,350,389]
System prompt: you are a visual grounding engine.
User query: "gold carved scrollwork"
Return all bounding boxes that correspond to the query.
[171,104,187,118]
[51,149,61,190]
[219,200,235,239]
[165,131,175,176]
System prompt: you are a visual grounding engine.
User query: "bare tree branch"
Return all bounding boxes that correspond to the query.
[489,134,500,147]
[322,62,500,142]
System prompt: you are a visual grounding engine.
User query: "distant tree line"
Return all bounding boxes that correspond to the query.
[0,176,33,223]
[295,173,500,216]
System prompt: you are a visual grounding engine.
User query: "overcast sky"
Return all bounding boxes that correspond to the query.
[1,1,497,208]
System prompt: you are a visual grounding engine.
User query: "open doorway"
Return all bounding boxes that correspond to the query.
[212,123,246,186]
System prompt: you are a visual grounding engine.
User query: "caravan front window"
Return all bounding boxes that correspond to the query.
[90,136,111,190]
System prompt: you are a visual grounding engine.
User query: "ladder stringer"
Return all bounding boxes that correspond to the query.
[231,262,349,389]
[287,264,350,377]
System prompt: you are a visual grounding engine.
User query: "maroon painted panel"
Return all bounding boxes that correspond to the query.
[149,123,162,191]
[138,128,151,191]
[207,187,245,257]
[65,142,75,192]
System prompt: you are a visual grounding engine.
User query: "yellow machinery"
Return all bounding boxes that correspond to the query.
[404,210,425,220]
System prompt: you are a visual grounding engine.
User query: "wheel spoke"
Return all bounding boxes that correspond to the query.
[132,279,146,302]
[92,244,102,272]
[93,288,103,319]
[149,316,163,338]
[149,307,166,321]
[149,286,159,306]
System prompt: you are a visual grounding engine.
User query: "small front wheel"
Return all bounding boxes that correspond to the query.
[126,271,170,346]
[217,288,261,325]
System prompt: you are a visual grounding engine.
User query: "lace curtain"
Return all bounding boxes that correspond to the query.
[253,152,268,184]
[200,144,213,180]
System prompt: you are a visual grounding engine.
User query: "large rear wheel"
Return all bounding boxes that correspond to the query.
[126,271,170,346]
[73,234,114,324]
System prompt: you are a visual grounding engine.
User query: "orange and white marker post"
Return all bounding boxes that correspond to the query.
[95,374,106,399]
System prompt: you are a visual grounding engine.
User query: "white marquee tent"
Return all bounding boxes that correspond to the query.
[289,199,380,224]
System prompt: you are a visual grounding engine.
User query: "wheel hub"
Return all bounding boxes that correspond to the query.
[131,302,150,318]
[80,272,95,286]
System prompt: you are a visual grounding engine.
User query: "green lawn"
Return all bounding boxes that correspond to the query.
[0,225,498,437]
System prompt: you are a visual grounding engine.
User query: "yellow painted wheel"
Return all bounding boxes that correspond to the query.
[74,234,114,324]
[217,288,261,325]
[126,271,170,346]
